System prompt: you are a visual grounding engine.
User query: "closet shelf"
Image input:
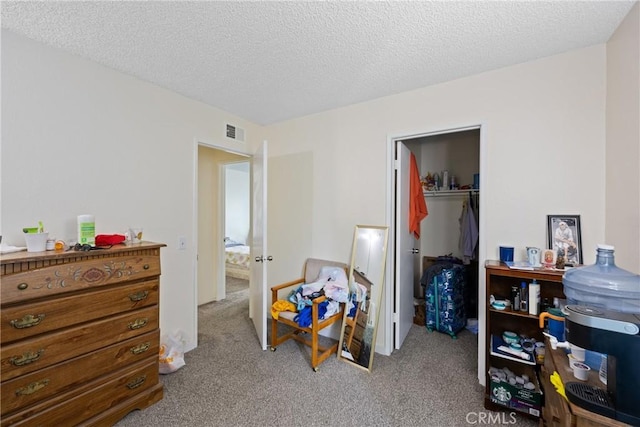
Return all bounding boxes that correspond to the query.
[424,189,479,197]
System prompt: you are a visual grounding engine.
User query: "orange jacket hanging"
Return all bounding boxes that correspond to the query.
[409,153,428,239]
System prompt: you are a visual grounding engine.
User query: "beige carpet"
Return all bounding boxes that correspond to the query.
[116,278,538,427]
[225,275,249,295]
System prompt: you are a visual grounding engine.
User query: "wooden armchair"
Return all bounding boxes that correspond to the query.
[270,258,347,371]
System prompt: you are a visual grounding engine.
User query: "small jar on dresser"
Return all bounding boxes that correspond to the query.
[1,241,165,426]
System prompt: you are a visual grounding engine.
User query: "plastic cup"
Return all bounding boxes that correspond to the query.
[24,232,49,252]
[128,228,143,244]
[570,344,586,361]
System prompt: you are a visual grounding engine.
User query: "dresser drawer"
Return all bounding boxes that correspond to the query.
[1,357,160,427]
[1,306,158,381]
[1,279,159,344]
[1,330,159,416]
[1,254,160,304]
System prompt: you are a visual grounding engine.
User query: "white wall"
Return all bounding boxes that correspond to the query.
[263,45,608,384]
[266,151,315,280]
[197,146,217,306]
[606,2,640,274]
[0,30,260,351]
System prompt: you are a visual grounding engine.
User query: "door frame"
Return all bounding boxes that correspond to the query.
[193,137,251,347]
[385,123,487,384]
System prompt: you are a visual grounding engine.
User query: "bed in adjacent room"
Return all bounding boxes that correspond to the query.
[225,239,250,280]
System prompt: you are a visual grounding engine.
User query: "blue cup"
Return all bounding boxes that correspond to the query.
[548,318,565,341]
[499,246,514,262]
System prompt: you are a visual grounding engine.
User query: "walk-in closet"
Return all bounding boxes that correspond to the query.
[404,128,480,322]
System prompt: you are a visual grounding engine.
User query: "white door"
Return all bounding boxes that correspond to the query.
[250,140,268,350]
[395,141,417,349]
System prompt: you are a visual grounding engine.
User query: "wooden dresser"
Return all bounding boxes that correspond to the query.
[1,242,165,426]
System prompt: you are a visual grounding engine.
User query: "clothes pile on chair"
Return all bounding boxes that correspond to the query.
[272,265,349,327]
[269,258,350,371]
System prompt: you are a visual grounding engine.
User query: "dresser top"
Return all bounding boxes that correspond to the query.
[1,241,166,265]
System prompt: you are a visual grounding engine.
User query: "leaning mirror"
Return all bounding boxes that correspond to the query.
[338,225,389,372]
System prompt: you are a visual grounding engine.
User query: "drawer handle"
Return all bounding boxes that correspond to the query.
[15,379,50,396]
[126,375,147,390]
[130,342,151,355]
[129,290,149,302]
[10,314,45,329]
[10,349,44,366]
[128,318,149,330]
[17,282,28,290]
[143,264,150,270]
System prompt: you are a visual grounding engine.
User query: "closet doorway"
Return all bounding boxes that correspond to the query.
[389,125,486,356]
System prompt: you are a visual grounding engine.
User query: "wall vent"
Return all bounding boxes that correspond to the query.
[226,124,245,142]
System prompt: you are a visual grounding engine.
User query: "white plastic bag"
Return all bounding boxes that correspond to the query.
[159,332,186,374]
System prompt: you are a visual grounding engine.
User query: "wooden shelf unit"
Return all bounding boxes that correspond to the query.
[483,260,566,418]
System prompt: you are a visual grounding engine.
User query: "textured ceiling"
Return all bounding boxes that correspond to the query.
[1,1,636,125]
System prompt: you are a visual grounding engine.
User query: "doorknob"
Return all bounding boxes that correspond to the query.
[255,256,263,263]
[412,249,419,254]
[266,256,273,261]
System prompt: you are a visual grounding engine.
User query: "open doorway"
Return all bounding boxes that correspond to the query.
[195,139,268,351]
[387,124,487,383]
[197,145,249,306]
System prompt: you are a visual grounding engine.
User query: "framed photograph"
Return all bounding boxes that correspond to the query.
[547,215,583,265]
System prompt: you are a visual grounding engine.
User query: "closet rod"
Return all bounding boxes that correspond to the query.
[424,189,479,198]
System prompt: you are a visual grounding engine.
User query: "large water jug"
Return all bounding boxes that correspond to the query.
[563,244,640,313]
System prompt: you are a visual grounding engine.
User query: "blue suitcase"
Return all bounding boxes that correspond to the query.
[422,263,467,338]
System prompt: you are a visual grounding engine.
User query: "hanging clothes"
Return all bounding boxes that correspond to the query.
[458,196,479,264]
[409,152,428,239]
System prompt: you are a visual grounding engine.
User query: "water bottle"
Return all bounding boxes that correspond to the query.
[563,244,640,313]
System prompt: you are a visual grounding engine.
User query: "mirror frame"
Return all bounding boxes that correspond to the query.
[337,225,389,372]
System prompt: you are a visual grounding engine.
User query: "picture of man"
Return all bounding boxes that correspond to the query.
[553,220,579,264]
